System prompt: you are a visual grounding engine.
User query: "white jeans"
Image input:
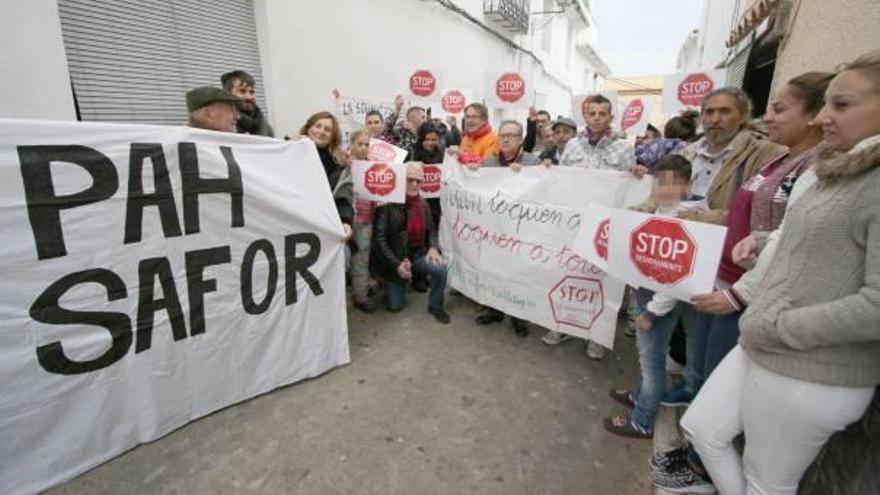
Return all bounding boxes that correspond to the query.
[680,345,874,495]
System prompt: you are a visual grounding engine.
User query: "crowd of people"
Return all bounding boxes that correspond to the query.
[182,50,880,494]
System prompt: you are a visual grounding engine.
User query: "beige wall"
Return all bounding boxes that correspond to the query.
[774,0,880,86]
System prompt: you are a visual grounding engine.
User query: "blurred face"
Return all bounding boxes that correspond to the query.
[407,108,427,128]
[540,124,553,144]
[230,80,256,113]
[307,118,335,148]
[763,83,817,148]
[702,94,746,147]
[817,70,880,152]
[553,125,576,149]
[423,131,439,151]
[406,169,423,197]
[498,123,523,156]
[536,113,551,128]
[653,170,691,208]
[464,107,486,133]
[203,102,239,132]
[350,135,370,160]
[365,114,384,138]
[585,102,612,134]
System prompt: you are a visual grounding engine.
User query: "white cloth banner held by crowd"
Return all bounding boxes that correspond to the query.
[437,88,472,119]
[420,162,443,199]
[614,97,653,137]
[487,71,534,109]
[406,68,443,103]
[332,92,397,144]
[571,91,619,127]
[352,160,407,204]
[0,119,350,495]
[440,160,651,348]
[662,69,728,113]
[368,138,408,164]
[574,205,727,301]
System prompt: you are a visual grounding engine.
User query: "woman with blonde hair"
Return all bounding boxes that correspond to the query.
[297,111,353,238]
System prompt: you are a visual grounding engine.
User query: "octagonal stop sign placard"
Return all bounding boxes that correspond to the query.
[365,162,396,196]
[548,276,605,331]
[593,217,610,260]
[620,99,644,131]
[677,73,714,107]
[496,72,526,103]
[421,164,441,196]
[409,70,436,98]
[442,90,466,114]
[629,218,697,285]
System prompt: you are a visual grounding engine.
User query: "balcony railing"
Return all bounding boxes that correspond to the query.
[483,0,529,35]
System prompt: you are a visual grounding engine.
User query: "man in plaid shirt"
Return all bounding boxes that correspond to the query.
[559,94,640,174]
[383,95,426,150]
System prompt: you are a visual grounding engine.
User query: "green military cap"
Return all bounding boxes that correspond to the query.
[186,86,243,112]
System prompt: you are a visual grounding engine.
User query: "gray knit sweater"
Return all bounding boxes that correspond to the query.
[738,136,880,388]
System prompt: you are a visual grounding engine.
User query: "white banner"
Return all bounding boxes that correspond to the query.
[421,162,443,199]
[604,208,727,300]
[487,71,534,109]
[0,119,350,495]
[662,69,728,113]
[368,138,408,164]
[352,160,407,204]
[572,91,619,127]
[333,92,397,144]
[614,97,653,137]
[440,159,652,348]
[437,88,472,118]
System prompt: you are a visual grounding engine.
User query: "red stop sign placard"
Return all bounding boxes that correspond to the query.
[442,90,466,114]
[620,99,644,131]
[496,73,526,103]
[593,217,610,260]
[677,73,714,107]
[630,218,697,285]
[409,70,436,97]
[368,141,397,162]
[421,164,441,194]
[548,275,605,331]
[365,163,396,196]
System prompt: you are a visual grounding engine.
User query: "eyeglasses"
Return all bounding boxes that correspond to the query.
[407,178,423,184]
[499,133,522,140]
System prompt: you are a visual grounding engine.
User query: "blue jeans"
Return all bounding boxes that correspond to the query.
[631,302,692,430]
[384,252,448,312]
[684,310,742,395]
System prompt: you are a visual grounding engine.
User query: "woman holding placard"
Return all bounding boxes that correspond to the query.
[673,52,880,495]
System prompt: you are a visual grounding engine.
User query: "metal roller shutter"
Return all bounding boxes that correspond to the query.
[57,0,267,125]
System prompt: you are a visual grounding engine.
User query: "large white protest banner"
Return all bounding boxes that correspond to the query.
[352,160,407,204]
[332,92,397,144]
[603,208,727,300]
[0,119,350,495]
[440,160,651,348]
[662,69,728,113]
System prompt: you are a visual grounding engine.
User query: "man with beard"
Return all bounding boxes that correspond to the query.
[221,70,274,137]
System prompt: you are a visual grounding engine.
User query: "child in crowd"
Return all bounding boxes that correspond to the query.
[347,129,379,313]
[604,154,703,438]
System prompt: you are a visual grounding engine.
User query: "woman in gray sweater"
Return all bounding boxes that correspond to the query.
[679,51,880,495]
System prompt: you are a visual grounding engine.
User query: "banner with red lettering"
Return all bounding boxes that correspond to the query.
[662,69,728,113]
[368,138,408,163]
[0,118,350,495]
[487,71,534,109]
[352,160,406,203]
[440,161,651,348]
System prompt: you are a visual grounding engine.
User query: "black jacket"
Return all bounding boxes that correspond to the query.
[370,199,438,283]
[236,105,275,137]
[317,147,354,225]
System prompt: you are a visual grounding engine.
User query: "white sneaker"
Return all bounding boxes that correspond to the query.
[542,330,572,345]
[666,355,685,376]
[586,341,606,360]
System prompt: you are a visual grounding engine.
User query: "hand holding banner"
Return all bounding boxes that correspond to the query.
[352,160,407,203]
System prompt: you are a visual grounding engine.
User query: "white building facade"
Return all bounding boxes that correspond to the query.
[2,0,610,134]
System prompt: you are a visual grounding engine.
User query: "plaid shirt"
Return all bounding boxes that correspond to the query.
[383,112,418,150]
[559,134,634,171]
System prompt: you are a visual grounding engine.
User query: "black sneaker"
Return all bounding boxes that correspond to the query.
[353,300,376,314]
[428,307,450,324]
[512,318,528,337]
[649,445,689,471]
[651,461,715,494]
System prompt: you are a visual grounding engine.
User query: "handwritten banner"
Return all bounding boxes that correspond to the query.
[0,118,350,495]
[332,92,397,144]
[352,160,406,203]
[440,159,651,347]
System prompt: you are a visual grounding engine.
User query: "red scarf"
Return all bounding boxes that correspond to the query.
[464,122,492,140]
[406,194,425,249]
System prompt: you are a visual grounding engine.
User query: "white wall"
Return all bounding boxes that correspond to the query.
[0,0,76,120]
[255,0,603,135]
[691,0,741,70]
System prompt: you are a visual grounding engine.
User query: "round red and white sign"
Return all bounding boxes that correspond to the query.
[677,73,714,107]
[547,275,605,331]
[442,90,466,114]
[365,163,397,196]
[593,217,611,261]
[368,141,397,162]
[496,73,526,103]
[629,218,697,285]
[421,164,442,194]
[409,70,436,98]
[620,99,644,131]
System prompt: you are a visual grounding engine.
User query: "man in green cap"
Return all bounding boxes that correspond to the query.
[186,86,242,133]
